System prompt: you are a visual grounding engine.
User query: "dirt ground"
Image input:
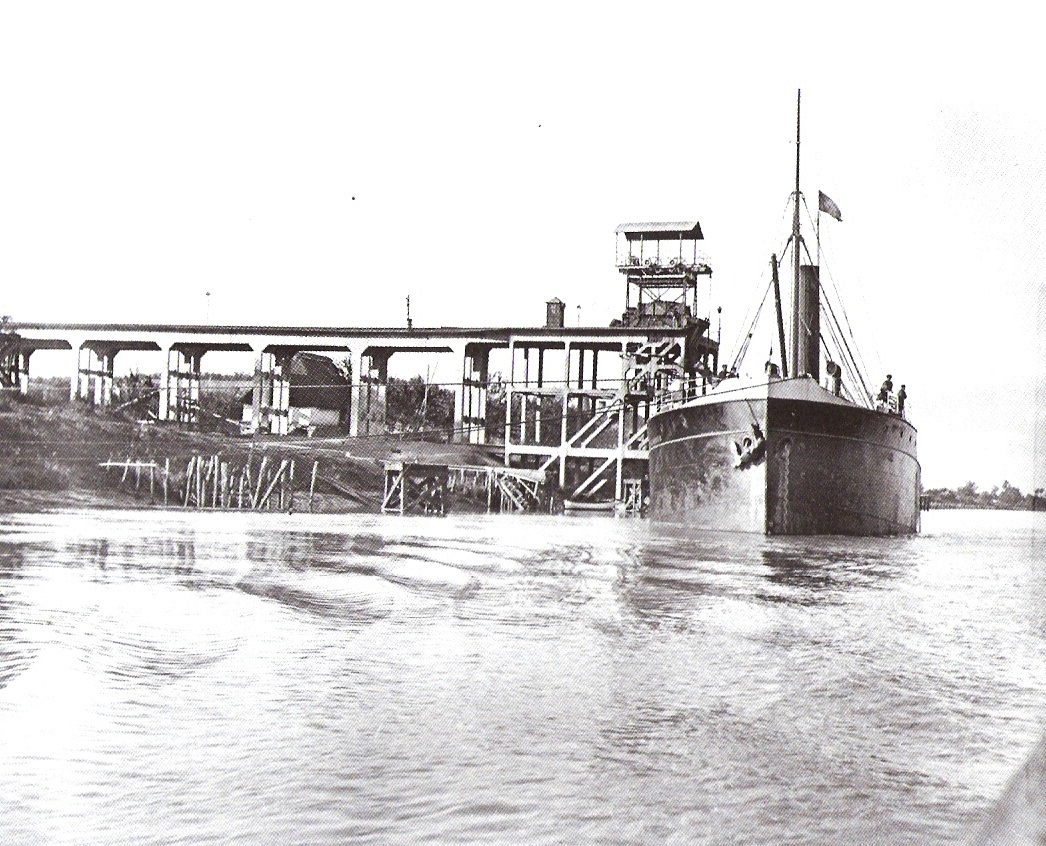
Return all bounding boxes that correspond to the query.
[0,399,502,513]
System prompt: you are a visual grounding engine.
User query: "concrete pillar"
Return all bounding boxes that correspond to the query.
[92,350,105,406]
[73,345,89,402]
[161,347,204,424]
[272,352,291,435]
[453,345,465,444]
[0,344,11,395]
[93,348,116,407]
[451,381,464,444]
[348,351,361,438]
[162,348,180,421]
[187,352,202,423]
[72,345,115,407]
[253,353,271,434]
[252,350,293,435]
[349,350,389,438]
[14,349,32,396]
[458,344,490,445]
[158,348,172,420]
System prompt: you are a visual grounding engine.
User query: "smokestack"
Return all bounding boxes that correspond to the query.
[796,265,820,380]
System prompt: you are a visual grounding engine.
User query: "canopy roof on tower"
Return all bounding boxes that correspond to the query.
[614,222,703,241]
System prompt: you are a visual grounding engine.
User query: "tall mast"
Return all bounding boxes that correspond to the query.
[771,254,788,378]
[789,89,802,375]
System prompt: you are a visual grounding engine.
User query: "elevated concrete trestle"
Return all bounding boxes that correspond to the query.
[4,313,716,504]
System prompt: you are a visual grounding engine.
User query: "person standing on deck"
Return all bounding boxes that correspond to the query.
[878,374,893,403]
[897,385,907,417]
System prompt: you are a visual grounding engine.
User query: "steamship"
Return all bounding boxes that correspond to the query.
[645,96,920,535]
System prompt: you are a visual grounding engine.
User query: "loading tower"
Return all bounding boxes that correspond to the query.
[615,222,712,329]
[502,222,718,507]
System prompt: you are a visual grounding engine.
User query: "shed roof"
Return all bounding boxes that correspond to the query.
[289,353,350,410]
[239,352,350,411]
[615,222,704,241]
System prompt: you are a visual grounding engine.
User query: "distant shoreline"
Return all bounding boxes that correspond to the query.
[922,503,1045,511]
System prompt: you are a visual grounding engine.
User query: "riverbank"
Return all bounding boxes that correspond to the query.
[0,400,499,514]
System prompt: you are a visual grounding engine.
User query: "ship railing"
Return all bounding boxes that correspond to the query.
[652,377,707,414]
[874,390,908,419]
[653,375,785,414]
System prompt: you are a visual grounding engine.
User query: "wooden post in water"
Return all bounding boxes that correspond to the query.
[258,459,287,510]
[184,457,195,507]
[163,458,169,507]
[288,460,295,512]
[254,456,268,508]
[309,461,318,513]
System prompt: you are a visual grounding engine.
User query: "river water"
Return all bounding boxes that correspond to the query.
[1,509,1044,845]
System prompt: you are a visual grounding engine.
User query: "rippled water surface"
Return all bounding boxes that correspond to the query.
[1,509,1044,845]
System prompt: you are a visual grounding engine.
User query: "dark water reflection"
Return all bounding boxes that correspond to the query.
[0,509,1043,845]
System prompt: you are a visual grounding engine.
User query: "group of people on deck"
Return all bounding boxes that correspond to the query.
[877,374,907,416]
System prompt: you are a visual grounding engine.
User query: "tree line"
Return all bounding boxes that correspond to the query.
[924,481,1045,511]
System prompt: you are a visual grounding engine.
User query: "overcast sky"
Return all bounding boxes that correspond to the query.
[1,2,1043,491]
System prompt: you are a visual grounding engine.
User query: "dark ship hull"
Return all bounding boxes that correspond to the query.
[647,377,920,535]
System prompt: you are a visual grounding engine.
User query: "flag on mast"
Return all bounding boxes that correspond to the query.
[818,191,842,222]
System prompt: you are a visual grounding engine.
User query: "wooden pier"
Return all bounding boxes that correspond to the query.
[383,461,549,515]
